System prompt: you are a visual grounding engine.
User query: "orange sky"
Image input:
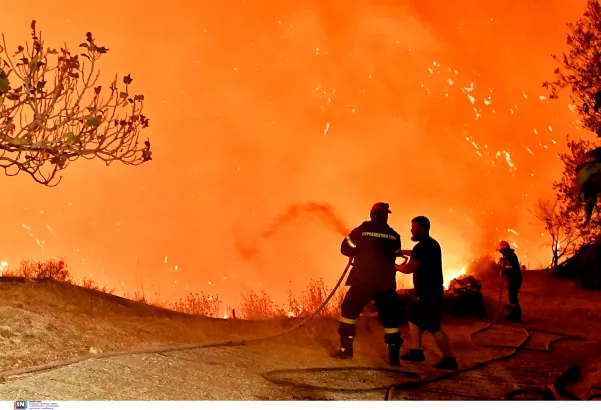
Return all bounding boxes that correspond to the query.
[0,0,593,307]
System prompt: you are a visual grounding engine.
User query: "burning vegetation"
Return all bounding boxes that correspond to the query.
[0,256,496,323]
[0,2,601,329]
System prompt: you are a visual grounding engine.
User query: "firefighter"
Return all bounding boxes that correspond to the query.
[395,216,458,371]
[336,202,405,366]
[497,240,522,322]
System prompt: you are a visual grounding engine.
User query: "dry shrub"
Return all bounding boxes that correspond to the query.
[0,258,353,322]
[236,280,347,321]
[295,278,345,318]
[168,292,223,317]
[80,277,115,295]
[4,258,73,283]
[225,304,236,319]
[126,291,163,307]
[331,287,347,314]
[149,293,165,308]
[287,289,303,318]
[131,291,148,304]
[238,290,286,320]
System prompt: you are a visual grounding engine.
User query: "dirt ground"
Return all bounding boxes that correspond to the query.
[0,270,600,400]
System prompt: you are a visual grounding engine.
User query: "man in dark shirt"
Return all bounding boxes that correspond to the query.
[395,216,458,371]
[497,240,523,322]
[337,202,405,366]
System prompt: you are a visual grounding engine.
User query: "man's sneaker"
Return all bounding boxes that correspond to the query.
[387,344,401,366]
[332,347,353,359]
[506,313,522,323]
[401,349,425,362]
[506,306,522,322]
[435,357,458,370]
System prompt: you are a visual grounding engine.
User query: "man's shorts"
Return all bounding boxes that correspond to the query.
[408,292,443,333]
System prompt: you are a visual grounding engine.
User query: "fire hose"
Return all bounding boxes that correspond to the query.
[0,259,597,400]
[260,262,591,400]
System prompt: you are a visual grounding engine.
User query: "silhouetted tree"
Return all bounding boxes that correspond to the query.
[539,137,601,263]
[544,0,601,223]
[0,21,151,186]
[531,196,581,270]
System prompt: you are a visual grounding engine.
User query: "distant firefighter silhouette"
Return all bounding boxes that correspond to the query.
[335,202,405,366]
[497,240,523,323]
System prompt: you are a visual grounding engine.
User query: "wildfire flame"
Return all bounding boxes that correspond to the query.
[444,266,467,289]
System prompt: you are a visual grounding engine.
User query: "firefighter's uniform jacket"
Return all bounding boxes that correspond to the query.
[340,219,401,292]
[337,218,404,351]
[500,249,522,281]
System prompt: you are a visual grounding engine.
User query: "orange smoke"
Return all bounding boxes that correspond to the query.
[0,0,590,307]
[236,202,350,261]
[237,202,473,292]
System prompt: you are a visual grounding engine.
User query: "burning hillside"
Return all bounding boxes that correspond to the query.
[0,0,589,308]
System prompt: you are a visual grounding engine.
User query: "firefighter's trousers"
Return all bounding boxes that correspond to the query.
[506,275,522,306]
[338,285,404,346]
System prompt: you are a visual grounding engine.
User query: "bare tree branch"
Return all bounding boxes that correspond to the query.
[0,20,151,187]
[530,196,583,269]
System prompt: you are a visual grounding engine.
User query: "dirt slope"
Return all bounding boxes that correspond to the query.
[0,271,599,400]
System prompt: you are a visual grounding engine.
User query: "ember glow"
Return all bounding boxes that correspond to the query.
[0,261,8,276]
[444,266,467,290]
[0,0,590,306]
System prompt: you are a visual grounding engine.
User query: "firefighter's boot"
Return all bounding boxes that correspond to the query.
[506,304,522,323]
[387,344,401,366]
[384,331,403,366]
[335,321,356,359]
[333,336,354,359]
